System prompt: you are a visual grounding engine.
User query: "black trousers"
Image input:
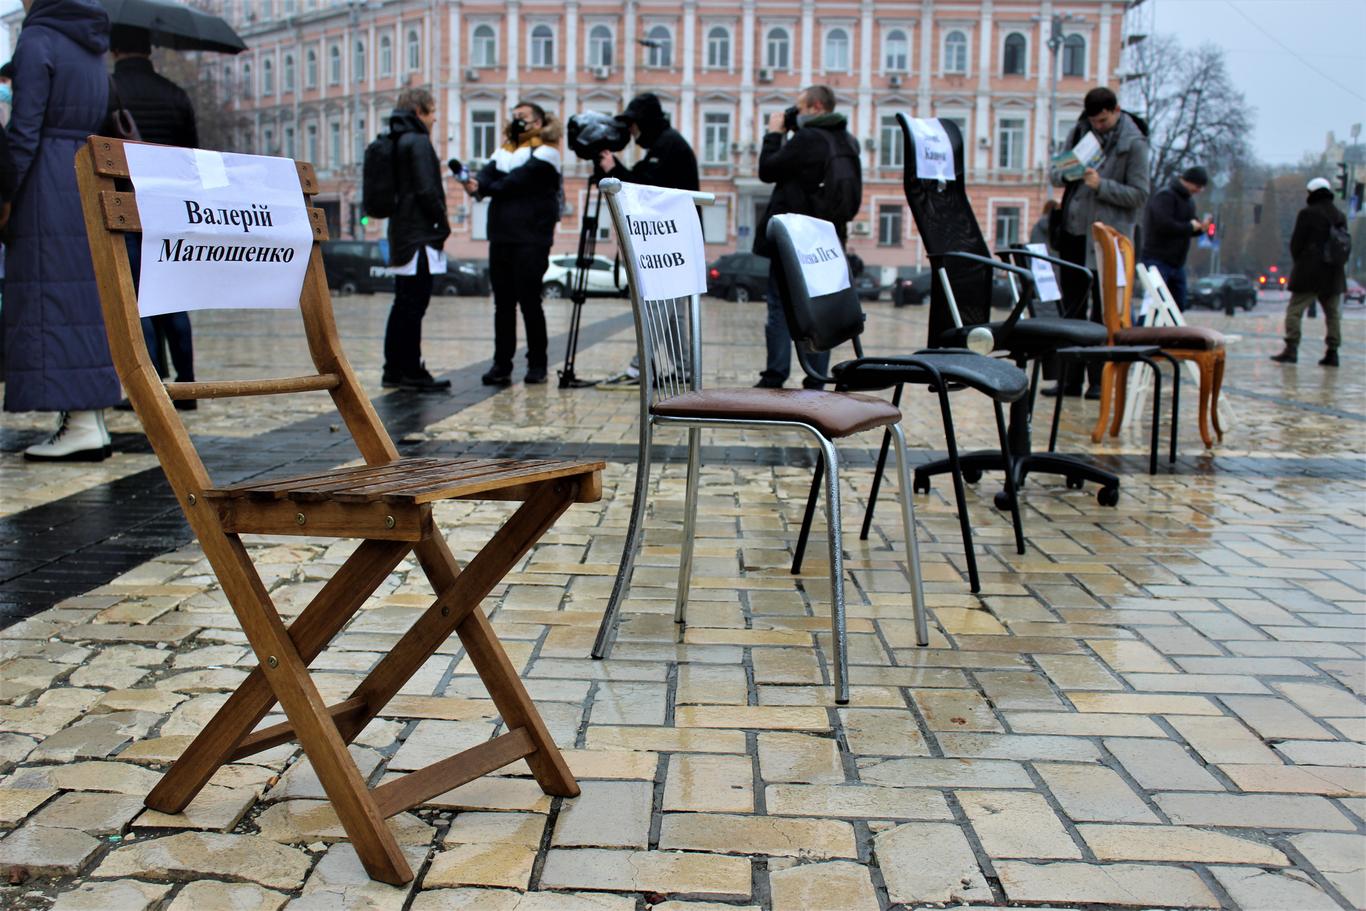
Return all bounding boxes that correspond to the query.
[1053,231,1102,388]
[384,252,433,376]
[127,233,195,382]
[489,241,550,371]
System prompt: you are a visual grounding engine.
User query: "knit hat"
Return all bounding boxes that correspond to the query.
[1306,177,1332,193]
[1180,166,1209,187]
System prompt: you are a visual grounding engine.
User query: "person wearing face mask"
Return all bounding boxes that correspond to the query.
[464,101,563,386]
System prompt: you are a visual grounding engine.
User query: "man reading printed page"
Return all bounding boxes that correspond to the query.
[1051,131,1104,182]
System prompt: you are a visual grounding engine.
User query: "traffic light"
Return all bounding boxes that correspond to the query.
[1206,220,1216,238]
[1337,162,1350,199]
[360,214,370,227]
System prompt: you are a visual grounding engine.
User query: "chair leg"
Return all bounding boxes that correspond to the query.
[675,427,702,626]
[932,384,980,593]
[1109,364,1130,438]
[1195,353,1215,449]
[1210,352,1226,442]
[1048,359,1068,453]
[791,453,824,575]
[888,422,929,648]
[1141,357,1162,475]
[814,435,850,704]
[592,422,654,659]
[859,385,903,540]
[1090,362,1114,443]
[1166,354,1181,464]
[993,401,1026,555]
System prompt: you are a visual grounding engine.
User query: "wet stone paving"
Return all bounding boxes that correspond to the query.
[0,292,1363,910]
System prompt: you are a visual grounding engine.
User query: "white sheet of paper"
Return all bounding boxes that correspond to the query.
[772,213,850,297]
[1114,237,1128,287]
[1073,131,1102,168]
[908,117,955,181]
[615,183,707,300]
[1024,242,1061,302]
[125,145,314,317]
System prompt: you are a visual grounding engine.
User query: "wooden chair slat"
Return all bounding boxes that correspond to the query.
[371,727,536,818]
[166,374,341,400]
[273,459,497,501]
[206,458,450,498]
[403,461,605,505]
[332,459,555,499]
[88,136,319,196]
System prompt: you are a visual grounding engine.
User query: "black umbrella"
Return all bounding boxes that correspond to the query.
[99,0,246,55]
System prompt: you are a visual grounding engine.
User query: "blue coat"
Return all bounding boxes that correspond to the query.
[3,0,116,413]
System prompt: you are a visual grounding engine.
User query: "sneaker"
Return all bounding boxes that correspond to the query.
[1319,349,1339,367]
[754,376,785,389]
[597,371,640,390]
[481,367,512,387]
[381,372,402,389]
[801,377,826,391]
[525,366,548,384]
[24,410,111,462]
[1270,347,1298,364]
[395,364,451,391]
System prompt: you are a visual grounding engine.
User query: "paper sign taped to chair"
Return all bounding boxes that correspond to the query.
[125,145,315,317]
[772,213,850,297]
[615,183,707,300]
[1024,243,1062,302]
[908,118,955,181]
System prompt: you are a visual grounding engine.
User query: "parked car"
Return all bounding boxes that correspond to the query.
[435,259,491,297]
[1255,265,1288,291]
[1344,278,1365,305]
[1190,273,1256,312]
[707,252,770,302]
[322,240,391,295]
[891,265,1015,310]
[542,253,628,299]
[853,271,882,300]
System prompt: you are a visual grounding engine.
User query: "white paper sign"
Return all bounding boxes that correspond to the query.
[908,117,956,181]
[125,145,314,317]
[1024,243,1061,302]
[772,213,850,297]
[1114,237,1128,287]
[615,183,707,300]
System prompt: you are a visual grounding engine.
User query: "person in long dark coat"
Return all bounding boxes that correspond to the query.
[4,0,116,462]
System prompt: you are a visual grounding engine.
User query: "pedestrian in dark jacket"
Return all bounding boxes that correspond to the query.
[107,24,199,408]
[465,100,562,386]
[1272,177,1349,366]
[382,87,451,391]
[1141,166,1210,311]
[4,0,117,462]
[754,85,860,388]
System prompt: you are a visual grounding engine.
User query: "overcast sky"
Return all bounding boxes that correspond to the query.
[1149,0,1366,164]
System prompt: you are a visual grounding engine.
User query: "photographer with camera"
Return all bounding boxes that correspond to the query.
[594,93,700,389]
[753,85,861,389]
[461,101,563,386]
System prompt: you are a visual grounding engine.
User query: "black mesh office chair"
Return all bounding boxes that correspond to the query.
[897,113,1121,507]
[767,215,1029,594]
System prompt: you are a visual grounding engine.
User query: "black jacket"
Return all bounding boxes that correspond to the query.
[109,56,197,147]
[387,108,449,267]
[1141,178,1201,268]
[473,135,561,247]
[608,125,699,192]
[753,115,859,257]
[1288,189,1347,297]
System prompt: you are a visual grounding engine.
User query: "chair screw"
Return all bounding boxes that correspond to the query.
[440,605,450,617]
[295,513,306,526]
[385,515,396,529]
[187,494,196,505]
[267,656,278,668]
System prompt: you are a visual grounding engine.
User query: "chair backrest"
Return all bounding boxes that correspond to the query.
[1090,221,1135,340]
[75,137,401,511]
[897,114,993,346]
[598,178,715,408]
[1137,264,1187,328]
[766,215,866,366]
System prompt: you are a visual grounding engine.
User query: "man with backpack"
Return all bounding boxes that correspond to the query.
[1272,177,1351,366]
[753,85,861,389]
[365,87,450,391]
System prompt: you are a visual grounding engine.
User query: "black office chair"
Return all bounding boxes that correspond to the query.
[767,215,1030,594]
[897,113,1121,507]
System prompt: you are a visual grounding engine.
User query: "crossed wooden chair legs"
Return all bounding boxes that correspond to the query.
[145,479,586,885]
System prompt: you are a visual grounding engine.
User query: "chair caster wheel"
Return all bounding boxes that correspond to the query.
[1066,476,1085,490]
[913,474,930,494]
[962,468,982,484]
[994,490,1014,511]
[1097,486,1120,507]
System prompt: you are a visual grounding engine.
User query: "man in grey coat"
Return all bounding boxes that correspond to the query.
[1046,86,1150,396]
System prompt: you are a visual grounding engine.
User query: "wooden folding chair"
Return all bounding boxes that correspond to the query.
[75,137,601,885]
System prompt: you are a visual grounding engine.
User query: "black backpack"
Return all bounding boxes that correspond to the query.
[1324,220,1351,267]
[362,132,398,219]
[808,129,862,225]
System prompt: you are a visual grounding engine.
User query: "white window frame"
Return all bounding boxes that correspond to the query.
[471,23,498,69]
[705,25,731,71]
[263,126,275,155]
[877,203,904,247]
[305,46,318,89]
[284,125,296,159]
[702,110,731,165]
[765,27,791,70]
[1062,33,1087,78]
[529,23,556,68]
[354,116,367,164]
[261,56,274,96]
[327,43,341,85]
[406,28,421,72]
[996,114,1027,171]
[353,39,366,83]
[282,53,295,93]
[1002,31,1028,77]
[645,24,673,69]
[942,29,969,76]
[242,61,253,99]
[378,32,393,78]
[878,114,903,168]
[883,28,909,73]
[328,119,342,167]
[587,23,614,69]
[306,122,319,165]
[823,26,852,74]
[935,111,969,151]
[990,200,1026,248]
[469,108,498,162]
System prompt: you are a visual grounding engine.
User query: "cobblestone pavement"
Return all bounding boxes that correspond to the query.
[0,292,1363,910]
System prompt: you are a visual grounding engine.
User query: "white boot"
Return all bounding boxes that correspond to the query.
[24,410,112,462]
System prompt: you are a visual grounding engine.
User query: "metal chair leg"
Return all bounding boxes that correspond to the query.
[1140,356,1162,475]
[859,385,903,540]
[932,384,980,593]
[1048,359,1068,453]
[592,421,655,659]
[888,423,929,647]
[791,453,824,575]
[1165,354,1181,464]
[675,427,702,626]
[814,435,850,704]
[994,401,1026,555]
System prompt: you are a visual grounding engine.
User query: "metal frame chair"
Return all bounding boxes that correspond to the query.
[589,179,927,704]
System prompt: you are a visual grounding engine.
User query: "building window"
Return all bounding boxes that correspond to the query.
[766,28,790,69]
[1003,32,1026,76]
[354,40,366,82]
[407,28,421,71]
[703,112,730,164]
[379,34,392,77]
[878,115,903,168]
[307,123,319,164]
[222,64,232,99]
[878,205,903,246]
[283,54,295,92]
[824,28,850,72]
[472,24,497,68]
[944,30,967,74]
[242,62,252,98]
[263,127,275,155]
[994,206,1022,247]
[531,24,555,67]
[470,109,497,161]
[706,26,730,69]
[588,25,613,68]
[884,29,908,72]
[646,25,672,68]
[262,57,274,95]
[1062,34,1086,77]
[354,117,366,164]
[997,117,1025,170]
[328,121,341,166]
[305,48,317,88]
[328,44,341,84]
[284,125,296,159]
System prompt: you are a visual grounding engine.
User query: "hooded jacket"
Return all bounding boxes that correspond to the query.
[753,112,860,257]
[386,108,449,267]
[607,95,700,193]
[109,56,197,148]
[3,0,118,413]
[1050,111,1150,267]
[1142,177,1202,268]
[473,119,563,247]
[1288,188,1347,297]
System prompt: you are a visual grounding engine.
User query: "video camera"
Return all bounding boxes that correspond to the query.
[566,111,631,162]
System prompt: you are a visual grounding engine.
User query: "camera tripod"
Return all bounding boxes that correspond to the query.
[557,171,608,389]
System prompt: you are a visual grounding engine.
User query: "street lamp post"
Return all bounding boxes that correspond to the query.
[1035,12,1085,181]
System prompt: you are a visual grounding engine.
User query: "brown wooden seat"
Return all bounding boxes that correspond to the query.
[75,137,602,885]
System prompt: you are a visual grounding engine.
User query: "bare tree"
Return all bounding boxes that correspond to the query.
[1128,35,1254,183]
[151,49,242,152]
